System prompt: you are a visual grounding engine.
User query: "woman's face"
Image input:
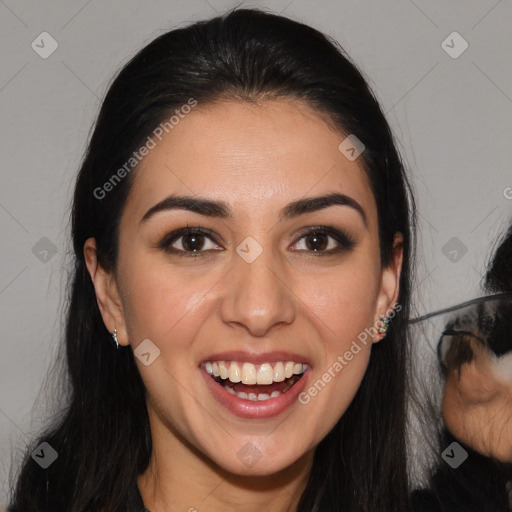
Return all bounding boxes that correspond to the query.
[86,99,402,476]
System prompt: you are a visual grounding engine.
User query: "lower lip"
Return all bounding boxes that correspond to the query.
[201,366,311,419]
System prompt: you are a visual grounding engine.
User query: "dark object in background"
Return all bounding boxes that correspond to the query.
[411,225,512,511]
[411,428,512,512]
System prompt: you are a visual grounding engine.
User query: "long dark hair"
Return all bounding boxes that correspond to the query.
[8,8,416,511]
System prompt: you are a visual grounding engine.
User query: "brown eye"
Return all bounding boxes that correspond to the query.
[180,233,206,251]
[159,228,223,257]
[291,227,356,254]
[303,232,329,251]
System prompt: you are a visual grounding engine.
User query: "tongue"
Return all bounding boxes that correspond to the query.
[225,376,297,394]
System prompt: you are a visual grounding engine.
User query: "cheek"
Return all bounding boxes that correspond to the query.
[293,260,379,424]
[298,323,372,440]
[298,260,380,341]
[119,257,214,347]
[121,262,214,427]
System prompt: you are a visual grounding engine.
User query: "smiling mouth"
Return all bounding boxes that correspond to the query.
[210,373,306,401]
[203,360,309,402]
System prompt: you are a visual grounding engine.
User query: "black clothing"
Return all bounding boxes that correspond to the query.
[410,429,511,512]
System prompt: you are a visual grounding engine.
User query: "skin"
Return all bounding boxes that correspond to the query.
[84,99,403,511]
[442,336,512,462]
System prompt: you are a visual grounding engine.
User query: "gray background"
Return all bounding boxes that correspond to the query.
[1,0,511,505]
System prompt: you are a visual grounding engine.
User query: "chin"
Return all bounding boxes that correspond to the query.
[207,441,309,478]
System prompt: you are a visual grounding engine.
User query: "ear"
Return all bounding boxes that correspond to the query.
[83,237,130,346]
[372,232,403,343]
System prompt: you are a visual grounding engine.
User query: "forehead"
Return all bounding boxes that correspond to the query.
[123,99,377,227]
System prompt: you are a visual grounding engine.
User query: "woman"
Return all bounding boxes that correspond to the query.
[7,8,416,511]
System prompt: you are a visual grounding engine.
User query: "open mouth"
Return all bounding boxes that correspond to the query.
[202,360,309,401]
[210,372,305,401]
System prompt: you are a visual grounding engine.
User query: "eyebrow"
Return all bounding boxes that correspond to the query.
[140,192,368,227]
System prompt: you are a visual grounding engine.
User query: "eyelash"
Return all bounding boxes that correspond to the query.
[157,225,356,258]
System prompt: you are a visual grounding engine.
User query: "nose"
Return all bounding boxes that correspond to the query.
[219,243,296,337]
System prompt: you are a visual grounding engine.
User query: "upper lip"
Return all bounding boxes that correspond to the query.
[200,350,312,366]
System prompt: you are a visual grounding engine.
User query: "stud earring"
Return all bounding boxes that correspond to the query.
[378,315,390,334]
[111,328,119,349]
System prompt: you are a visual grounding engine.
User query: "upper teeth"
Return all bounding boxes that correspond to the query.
[204,361,307,385]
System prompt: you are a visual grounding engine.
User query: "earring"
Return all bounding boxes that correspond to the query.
[378,315,390,334]
[111,328,119,349]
